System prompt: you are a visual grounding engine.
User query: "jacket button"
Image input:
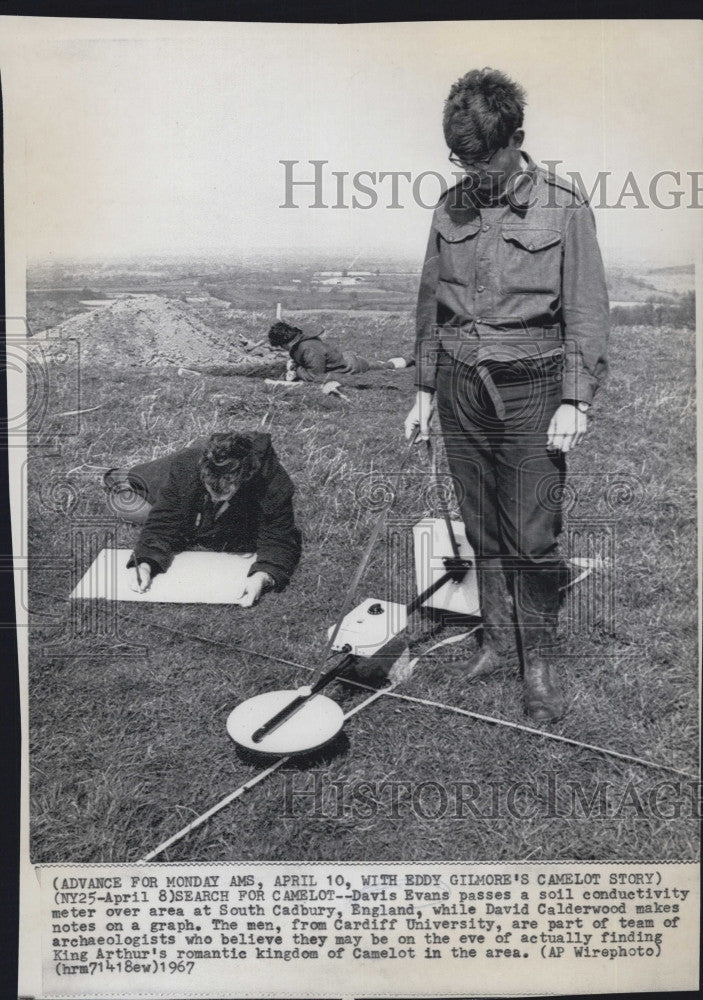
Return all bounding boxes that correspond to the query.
[528,243,535,250]
[482,224,490,232]
[477,285,485,292]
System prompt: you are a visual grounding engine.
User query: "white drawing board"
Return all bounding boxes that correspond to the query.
[70,548,257,604]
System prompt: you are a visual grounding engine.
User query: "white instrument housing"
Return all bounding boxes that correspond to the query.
[328,598,408,657]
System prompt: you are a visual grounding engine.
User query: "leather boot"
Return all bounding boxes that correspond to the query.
[515,563,564,722]
[457,558,518,681]
[523,646,564,722]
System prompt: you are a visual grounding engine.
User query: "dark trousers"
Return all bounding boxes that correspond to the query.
[339,351,392,374]
[436,352,567,649]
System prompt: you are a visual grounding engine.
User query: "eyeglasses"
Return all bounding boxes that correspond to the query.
[448,148,501,171]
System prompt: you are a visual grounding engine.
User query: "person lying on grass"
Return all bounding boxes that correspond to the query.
[267,320,414,394]
[104,431,301,606]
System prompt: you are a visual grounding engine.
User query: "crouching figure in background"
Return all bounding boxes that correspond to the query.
[104,431,302,606]
[268,320,413,394]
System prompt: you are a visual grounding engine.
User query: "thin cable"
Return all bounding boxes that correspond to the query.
[29,586,305,671]
[139,615,697,860]
[139,758,288,862]
[375,690,698,782]
[33,580,698,782]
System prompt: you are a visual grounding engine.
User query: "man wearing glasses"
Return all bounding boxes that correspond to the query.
[405,68,609,723]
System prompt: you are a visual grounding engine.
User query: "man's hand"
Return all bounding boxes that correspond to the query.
[240,571,274,608]
[547,403,588,453]
[128,562,152,593]
[404,389,435,441]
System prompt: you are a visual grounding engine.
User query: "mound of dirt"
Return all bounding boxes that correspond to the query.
[43,294,281,371]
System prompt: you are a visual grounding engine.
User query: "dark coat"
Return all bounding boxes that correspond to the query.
[288,333,348,381]
[130,434,301,590]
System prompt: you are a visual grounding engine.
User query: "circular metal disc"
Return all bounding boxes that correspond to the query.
[227,689,344,755]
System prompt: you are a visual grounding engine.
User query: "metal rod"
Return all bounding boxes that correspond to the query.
[406,569,457,615]
[425,437,462,560]
[309,431,420,684]
[443,512,461,561]
[251,653,356,743]
[253,572,461,742]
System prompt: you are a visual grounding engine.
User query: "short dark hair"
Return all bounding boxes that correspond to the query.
[268,320,303,348]
[199,432,254,498]
[443,68,526,162]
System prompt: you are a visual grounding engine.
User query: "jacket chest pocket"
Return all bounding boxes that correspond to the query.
[434,213,480,287]
[499,227,562,296]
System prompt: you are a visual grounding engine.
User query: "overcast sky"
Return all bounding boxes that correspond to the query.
[1,17,701,267]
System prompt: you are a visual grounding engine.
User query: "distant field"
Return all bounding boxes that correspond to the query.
[26,257,696,331]
[26,308,698,863]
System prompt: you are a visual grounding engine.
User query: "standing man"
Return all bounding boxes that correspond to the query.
[405,68,608,722]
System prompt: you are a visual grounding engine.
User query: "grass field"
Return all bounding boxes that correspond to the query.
[27,313,699,863]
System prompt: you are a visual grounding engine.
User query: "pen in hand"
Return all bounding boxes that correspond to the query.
[129,551,152,594]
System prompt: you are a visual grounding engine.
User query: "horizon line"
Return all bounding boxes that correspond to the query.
[26,251,696,271]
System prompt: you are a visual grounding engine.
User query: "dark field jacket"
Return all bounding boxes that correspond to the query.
[288,334,348,381]
[131,434,301,590]
[415,155,609,404]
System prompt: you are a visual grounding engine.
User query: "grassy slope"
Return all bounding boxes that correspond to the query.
[28,316,698,862]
